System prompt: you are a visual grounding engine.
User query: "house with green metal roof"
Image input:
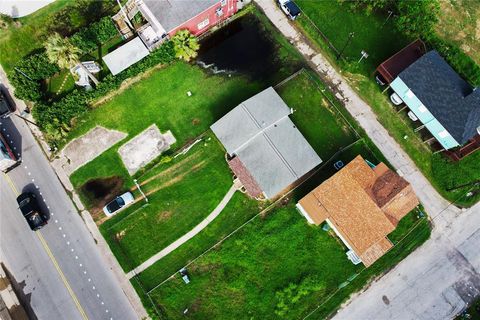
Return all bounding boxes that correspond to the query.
[389,50,480,157]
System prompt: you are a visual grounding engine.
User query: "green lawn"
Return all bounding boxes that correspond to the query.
[0,1,71,73]
[132,70,375,288]
[69,61,262,191]
[99,134,233,271]
[296,0,410,75]
[147,202,430,319]
[294,0,480,207]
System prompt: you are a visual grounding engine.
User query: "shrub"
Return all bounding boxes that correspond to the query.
[9,51,59,101]
[43,0,117,37]
[70,17,119,54]
[171,30,200,62]
[275,276,325,317]
[33,41,176,144]
[394,0,440,38]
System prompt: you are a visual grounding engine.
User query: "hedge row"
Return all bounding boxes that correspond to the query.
[70,17,119,53]
[33,41,176,144]
[9,51,60,101]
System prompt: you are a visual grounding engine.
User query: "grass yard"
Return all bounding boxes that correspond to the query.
[147,203,430,320]
[99,134,233,270]
[0,1,71,73]
[130,71,396,319]
[69,61,262,192]
[294,0,480,207]
[296,0,410,75]
[436,0,480,65]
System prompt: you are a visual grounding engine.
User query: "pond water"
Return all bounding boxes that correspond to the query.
[197,13,280,81]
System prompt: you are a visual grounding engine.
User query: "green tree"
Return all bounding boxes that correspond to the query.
[44,33,99,85]
[171,30,200,62]
[44,33,82,69]
[395,0,440,38]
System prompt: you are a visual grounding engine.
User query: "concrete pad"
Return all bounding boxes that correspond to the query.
[54,126,127,176]
[118,124,176,175]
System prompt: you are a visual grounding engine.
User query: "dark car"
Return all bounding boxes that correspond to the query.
[278,0,301,20]
[0,89,15,119]
[16,193,48,231]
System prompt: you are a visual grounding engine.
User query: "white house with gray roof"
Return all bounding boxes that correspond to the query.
[211,87,322,199]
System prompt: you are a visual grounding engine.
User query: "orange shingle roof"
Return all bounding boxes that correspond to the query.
[298,155,419,267]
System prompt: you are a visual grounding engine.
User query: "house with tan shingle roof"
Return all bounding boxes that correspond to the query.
[296,155,419,267]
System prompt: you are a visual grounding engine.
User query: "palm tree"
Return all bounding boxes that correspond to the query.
[171,30,200,62]
[44,33,99,85]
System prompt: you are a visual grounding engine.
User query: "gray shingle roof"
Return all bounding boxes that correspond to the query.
[398,51,480,144]
[211,87,322,199]
[143,0,217,33]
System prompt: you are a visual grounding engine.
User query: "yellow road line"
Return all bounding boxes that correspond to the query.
[37,231,89,320]
[2,172,19,196]
[1,173,88,320]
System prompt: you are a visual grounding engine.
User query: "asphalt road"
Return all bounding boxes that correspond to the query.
[333,202,480,320]
[0,114,138,319]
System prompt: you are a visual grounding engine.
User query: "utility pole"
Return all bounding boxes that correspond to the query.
[336,32,355,61]
[381,10,394,28]
[133,179,148,202]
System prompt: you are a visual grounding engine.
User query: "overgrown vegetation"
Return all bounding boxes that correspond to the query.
[147,203,430,319]
[32,42,176,144]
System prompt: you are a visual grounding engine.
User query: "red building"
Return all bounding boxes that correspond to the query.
[114,0,239,50]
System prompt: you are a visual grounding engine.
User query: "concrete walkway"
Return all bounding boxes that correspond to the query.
[127,184,238,278]
[255,1,480,319]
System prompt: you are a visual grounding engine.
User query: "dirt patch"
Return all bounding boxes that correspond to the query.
[144,161,207,196]
[80,176,124,218]
[192,118,201,125]
[139,151,203,186]
[115,229,126,241]
[157,211,172,222]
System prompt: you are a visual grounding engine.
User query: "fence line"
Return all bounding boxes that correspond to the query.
[144,138,364,294]
[298,8,341,58]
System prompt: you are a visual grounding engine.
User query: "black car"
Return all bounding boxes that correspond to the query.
[16,193,48,231]
[0,89,15,119]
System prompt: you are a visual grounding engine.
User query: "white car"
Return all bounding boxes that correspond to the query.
[103,192,134,217]
[278,0,301,20]
[390,92,403,106]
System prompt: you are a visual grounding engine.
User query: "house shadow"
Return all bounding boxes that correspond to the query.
[21,183,51,221]
[1,263,38,320]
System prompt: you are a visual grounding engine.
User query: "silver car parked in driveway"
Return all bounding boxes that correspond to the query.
[103,192,135,217]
